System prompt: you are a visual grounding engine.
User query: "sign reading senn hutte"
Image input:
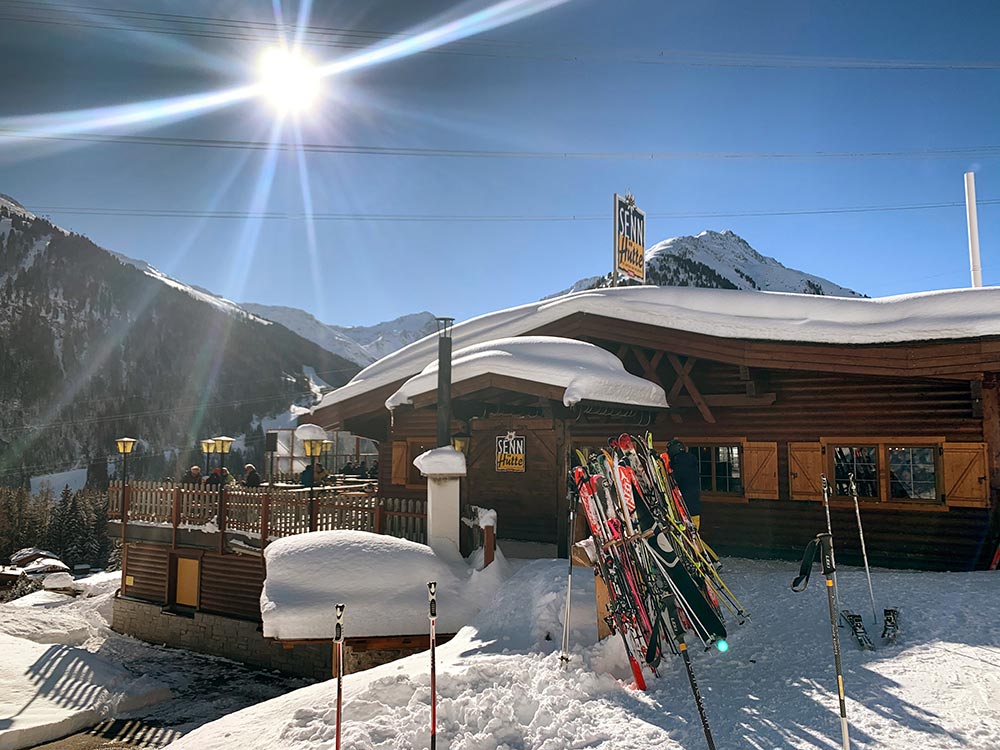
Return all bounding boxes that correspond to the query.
[614,193,645,282]
[495,432,526,472]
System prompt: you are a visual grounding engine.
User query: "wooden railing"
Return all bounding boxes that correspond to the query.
[108,481,426,545]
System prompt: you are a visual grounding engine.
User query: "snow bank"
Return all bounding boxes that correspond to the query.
[318,285,1000,412]
[171,558,1000,750]
[412,446,467,476]
[261,531,506,640]
[41,572,76,590]
[386,336,668,411]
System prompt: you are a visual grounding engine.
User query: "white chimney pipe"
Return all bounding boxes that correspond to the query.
[964,171,983,288]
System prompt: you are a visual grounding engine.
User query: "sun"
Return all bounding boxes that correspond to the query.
[256,47,322,115]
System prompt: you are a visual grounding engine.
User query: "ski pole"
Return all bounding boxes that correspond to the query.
[428,581,438,750]
[792,532,851,750]
[663,592,717,750]
[334,603,345,750]
[848,474,878,624]
[560,489,576,666]
[820,474,842,615]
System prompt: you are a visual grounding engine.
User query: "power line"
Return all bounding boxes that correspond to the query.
[22,198,1000,224]
[3,1,1000,70]
[4,129,1000,163]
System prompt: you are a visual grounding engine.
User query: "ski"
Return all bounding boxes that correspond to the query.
[840,610,876,651]
[881,608,900,643]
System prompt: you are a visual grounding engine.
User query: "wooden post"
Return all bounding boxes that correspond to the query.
[218,487,227,555]
[310,491,319,533]
[171,486,181,549]
[983,372,1000,492]
[595,577,612,640]
[374,499,386,535]
[483,525,495,568]
[261,491,271,551]
[554,418,569,559]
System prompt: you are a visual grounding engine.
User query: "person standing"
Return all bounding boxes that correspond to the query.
[666,439,702,528]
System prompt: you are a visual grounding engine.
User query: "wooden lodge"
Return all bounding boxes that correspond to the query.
[308,286,1000,572]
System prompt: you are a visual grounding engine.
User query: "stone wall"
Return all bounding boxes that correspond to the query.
[112,596,430,680]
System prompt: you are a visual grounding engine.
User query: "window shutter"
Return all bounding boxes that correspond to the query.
[391,441,408,486]
[941,442,989,506]
[788,442,823,500]
[743,442,779,499]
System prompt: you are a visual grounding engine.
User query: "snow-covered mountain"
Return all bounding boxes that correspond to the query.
[551,230,863,298]
[241,305,437,367]
[0,194,360,486]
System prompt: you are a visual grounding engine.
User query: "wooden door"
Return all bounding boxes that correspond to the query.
[175,557,200,607]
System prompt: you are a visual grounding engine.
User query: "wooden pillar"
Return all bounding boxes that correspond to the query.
[374,499,386,535]
[218,488,227,555]
[554,417,569,559]
[261,491,271,552]
[483,525,495,567]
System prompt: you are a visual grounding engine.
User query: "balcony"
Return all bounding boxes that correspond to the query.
[107,481,427,551]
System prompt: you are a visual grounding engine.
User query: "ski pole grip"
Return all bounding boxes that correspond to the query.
[818,532,836,576]
[334,603,345,643]
[427,581,437,620]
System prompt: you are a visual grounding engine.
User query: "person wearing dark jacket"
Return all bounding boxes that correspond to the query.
[667,439,702,527]
[299,464,314,486]
[181,465,202,485]
[243,464,261,487]
[204,468,223,486]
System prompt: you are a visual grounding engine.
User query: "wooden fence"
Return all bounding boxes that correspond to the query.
[108,481,426,545]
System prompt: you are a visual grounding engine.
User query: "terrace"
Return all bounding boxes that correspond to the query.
[107,481,428,552]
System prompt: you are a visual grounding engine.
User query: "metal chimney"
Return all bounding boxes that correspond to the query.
[965,172,983,288]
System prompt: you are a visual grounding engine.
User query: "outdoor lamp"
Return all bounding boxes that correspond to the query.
[213,436,234,455]
[116,437,137,455]
[303,438,325,458]
[450,430,470,454]
[200,438,216,455]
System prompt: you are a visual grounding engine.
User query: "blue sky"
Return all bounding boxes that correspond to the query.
[1,0,997,325]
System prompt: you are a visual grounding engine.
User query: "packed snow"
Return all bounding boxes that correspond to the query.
[260,531,508,640]
[316,285,1000,412]
[28,467,88,495]
[169,556,1000,750]
[412,446,467,477]
[386,336,668,411]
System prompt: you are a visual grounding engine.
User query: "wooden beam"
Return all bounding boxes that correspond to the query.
[666,356,696,403]
[632,347,666,388]
[671,392,777,408]
[667,354,716,423]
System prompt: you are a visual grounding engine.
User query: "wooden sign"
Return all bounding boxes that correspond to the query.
[496,432,526,472]
[614,193,645,282]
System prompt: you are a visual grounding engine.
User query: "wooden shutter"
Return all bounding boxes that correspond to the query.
[175,558,200,607]
[391,441,408,486]
[743,442,779,499]
[942,442,989,506]
[788,442,823,500]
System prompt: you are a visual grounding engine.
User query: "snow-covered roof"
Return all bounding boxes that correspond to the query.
[314,285,1000,413]
[22,558,70,575]
[386,336,668,412]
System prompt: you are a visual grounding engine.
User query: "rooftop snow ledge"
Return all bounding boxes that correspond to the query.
[386,336,668,412]
[413,446,467,477]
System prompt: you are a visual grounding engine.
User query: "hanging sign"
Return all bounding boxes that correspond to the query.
[614,193,645,282]
[495,432,526,472]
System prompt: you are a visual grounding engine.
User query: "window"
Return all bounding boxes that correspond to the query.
[833,446,878,499]
[690,445,742,494]
[888,446,937,500]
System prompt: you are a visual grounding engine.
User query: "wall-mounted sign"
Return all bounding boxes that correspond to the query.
[614,193,645,283]
[496,432,526,472]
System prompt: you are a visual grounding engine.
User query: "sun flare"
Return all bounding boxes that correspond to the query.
[256,47,321,115]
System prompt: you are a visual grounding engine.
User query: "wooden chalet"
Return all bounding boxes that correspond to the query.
[308,286,1000,571]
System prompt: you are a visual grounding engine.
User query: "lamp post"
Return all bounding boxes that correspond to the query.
[435,317,454,448]
[322,439,334,480]
[303,438,325,531]
[200,438,216,477]
[116,437,137,553]
[213,435,234,479]
[213,436,234,531]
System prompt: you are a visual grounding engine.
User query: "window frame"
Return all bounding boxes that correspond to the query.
[672,438,746,498]
[819,436,945,506]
